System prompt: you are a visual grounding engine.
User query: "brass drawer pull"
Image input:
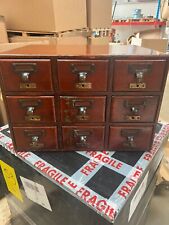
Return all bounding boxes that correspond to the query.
[12,63,37,82]
[72,99,93,120]
[128,64,152,89]
[70,63,95,81]
[124,100,147,121]
[121,129,140,148]
[73,130,91,147]
[24,130,44,149]
[18,99,42,121]
[71,63,95,89]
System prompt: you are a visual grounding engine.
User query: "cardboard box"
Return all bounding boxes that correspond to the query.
[0,43,45,52]
[0,0,87,32]
[9,36,58,45]
[10,31,87,45]
[57,36,87,45]
[159,74,169,122]
[161,0,169,20]
[0,90,8,125]
[136,29,164,39]
[87,0,113,28]
[57,30,87,45]
[88,36,110,45]
[131,37,168,53]
[159,141,169,181]
[0,16,8,43]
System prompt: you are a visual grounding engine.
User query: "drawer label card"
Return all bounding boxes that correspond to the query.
[29,142,44,149]
[76,115,89,121]
[20,176,52,211]
[25,115,41,122]
[126,115,141,121]
[0,160,23,202]
[75,82,92,89]
[20,83,37,89]
[129,83,146,89]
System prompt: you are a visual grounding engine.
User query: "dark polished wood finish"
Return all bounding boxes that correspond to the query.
[109,125,154,151]
[62,126,105,150]
[58,60,109,91]
[0,59,53,92]
[113,59,166,92]
[60,96,106,123]
[111,96,159,123]
[6,96,56,124]
[13,126,58,151]
[0,44,168,152]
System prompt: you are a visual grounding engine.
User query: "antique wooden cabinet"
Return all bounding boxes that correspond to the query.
[0,44,168,152]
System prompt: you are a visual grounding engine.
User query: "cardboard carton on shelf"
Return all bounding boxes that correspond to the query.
[9,36,58,45]
[137,29,165,39]
[88,36,110,45]
[9,30,88,45]
[158,141,169,182]
[131,37,168,53]
[86,0,113,29]
[56,36,87,45]
[131,29,168,53]
[0,89,8,125]
[0,0,87,32]
[0,16,8,43]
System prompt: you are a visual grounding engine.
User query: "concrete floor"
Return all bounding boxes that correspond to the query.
[145,183,169,225]
[159,73,169,123]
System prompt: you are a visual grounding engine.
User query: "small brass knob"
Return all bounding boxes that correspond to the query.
[78,72,87,82]
[32,136,39,143]
[127,136,134,147]
[135,71,144,83]
[80,135,87,145]
[27,107,35,116]
[79,106,87,115]
[131,106,139,114]
[21,72,30,82]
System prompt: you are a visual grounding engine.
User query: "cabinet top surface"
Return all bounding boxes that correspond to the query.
[0,44,167,57]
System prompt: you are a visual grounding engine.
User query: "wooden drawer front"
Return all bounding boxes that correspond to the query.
[13,127,58,151]
[111,96,159,122]
[113,60,166,91]
[0,59,53,92]
[109,126,153,151]
[6,96,56,124]
[62,126,105,150]
[60,96,106,123]
[57,60,108,91]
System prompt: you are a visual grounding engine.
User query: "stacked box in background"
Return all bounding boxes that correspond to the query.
[0,16,8,43]
[86,0,113,45]
[0,0,113,45]
[0,0,87,32]
[87,0,113,28]
[9,30,88,45]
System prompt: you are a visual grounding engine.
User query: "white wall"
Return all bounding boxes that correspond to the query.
[113,2,158,19]
[112,1,163,43]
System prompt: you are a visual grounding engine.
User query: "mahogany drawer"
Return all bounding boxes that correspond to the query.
[113,60,166,91]
[60,96,106,123]
[13,126,58,151]
[0,59,53,92]
[62,126,105,150]
[57,60,109,91]
[109,125,154,151]
[111,96,159,122]
[6,96,56,124]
